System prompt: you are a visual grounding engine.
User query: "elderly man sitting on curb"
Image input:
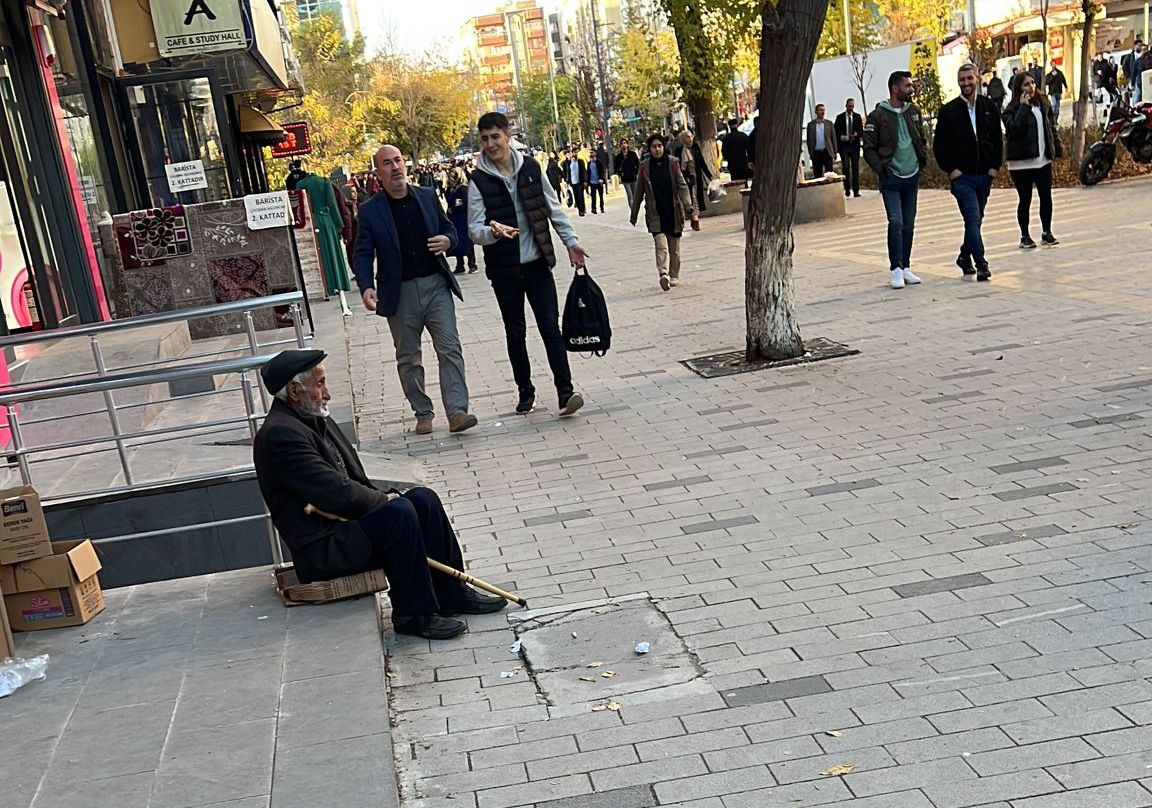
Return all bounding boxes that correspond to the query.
[253,349,505,640]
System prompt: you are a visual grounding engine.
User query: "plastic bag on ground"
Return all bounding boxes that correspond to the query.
[0,654,49,698]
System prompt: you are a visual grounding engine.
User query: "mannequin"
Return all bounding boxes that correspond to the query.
[289,163,352,315]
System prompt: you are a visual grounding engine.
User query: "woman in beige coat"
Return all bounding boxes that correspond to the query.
[629,133,698,291]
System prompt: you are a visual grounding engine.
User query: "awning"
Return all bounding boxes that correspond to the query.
[238,106,288,146]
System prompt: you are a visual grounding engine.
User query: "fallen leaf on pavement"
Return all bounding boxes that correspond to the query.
[820,763,855,777]
[587,661,603,668]
[606,701,622,711]
[1120,523,1138,530]
[579,676,596,682]
[591,704,608,712]
[825,730,843,737]
[601,671,616,678]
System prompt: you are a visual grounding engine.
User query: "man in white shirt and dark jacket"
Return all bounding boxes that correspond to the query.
[933,63,1004,282]
[468,112,590,418]
[253,350,506,641]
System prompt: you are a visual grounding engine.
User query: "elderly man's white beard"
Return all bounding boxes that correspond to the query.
[296,397,330,419]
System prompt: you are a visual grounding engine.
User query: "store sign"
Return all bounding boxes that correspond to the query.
[244,191,292,230]
[270,122,313,158]
[152,0,246,58]
[164,160,209,193]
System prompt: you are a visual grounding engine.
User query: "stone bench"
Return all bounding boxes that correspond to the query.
[740,175,846,229]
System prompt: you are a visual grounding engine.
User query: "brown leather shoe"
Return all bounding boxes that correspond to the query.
[415,416,433,434]
[448,412,478,433]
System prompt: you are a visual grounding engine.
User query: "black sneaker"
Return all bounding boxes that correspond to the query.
[1041,232,1059,246]
[976,267,992,282]
[1019,236,1037,249]
[558,391,585,416]
[516,392,535,414]
[957,256,976,277]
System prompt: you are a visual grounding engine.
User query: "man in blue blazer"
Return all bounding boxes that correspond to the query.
[354,145,477,435]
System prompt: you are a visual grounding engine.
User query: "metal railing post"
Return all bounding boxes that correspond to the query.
[289,302,306,348]
[90,335,134,486]
[243,310,269,409]
[6,406,31,485]
[241,370,283,566]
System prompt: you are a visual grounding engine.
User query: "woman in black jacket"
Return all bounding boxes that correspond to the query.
[1003,73,1062,248]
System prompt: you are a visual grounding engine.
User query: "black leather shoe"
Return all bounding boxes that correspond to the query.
[439,588,508,616]
[393,614,467,640]
[976,267,992,282]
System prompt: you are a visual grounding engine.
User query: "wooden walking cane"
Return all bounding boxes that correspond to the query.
[304,503,528,608]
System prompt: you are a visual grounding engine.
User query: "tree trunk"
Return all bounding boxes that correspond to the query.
[1071,2,1097,160]
[746,0,829,362]
[689,97,721,180]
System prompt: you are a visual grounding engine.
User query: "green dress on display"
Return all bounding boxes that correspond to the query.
[296,172,351,294]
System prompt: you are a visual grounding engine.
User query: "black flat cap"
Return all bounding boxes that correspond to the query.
[261,349,326,395]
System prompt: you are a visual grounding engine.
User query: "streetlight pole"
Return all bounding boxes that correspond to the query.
[843,0,852,55]
[589,0,613,174]
[504,11,531,146]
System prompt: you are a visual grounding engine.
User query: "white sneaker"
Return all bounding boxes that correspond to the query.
[901,268,921,285]
[891,269,905,289]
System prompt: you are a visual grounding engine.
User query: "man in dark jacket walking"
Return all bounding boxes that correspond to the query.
[721,118,750,182]
[987,73,1007,108]
[253,350,506,640]
[614,138,641,207]
[933,63,1004,282]
[561,147,587,216]
[834,99,864,197]
[863,71,928,289]
[354,145,476,435]
[1044,63,1069,117]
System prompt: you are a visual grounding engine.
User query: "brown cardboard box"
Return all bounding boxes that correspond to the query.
[1,539,104,631]
[273,564,389,606]
[0,485,52,565]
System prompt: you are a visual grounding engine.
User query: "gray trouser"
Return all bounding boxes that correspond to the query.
[623,181,637,208]
[386,274,469,418]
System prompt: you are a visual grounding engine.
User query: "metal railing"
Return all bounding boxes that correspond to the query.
[0,354,285,564]
[1,293,310,487]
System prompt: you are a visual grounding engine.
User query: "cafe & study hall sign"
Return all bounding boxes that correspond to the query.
[153,0,246,58]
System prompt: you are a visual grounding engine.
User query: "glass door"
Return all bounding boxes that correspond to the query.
[118,74,235,207]
[0,41,74,330]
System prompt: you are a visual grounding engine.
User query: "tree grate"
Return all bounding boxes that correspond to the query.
[681,336,859,378]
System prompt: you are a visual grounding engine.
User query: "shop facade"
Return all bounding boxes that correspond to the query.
[0,0,301,334]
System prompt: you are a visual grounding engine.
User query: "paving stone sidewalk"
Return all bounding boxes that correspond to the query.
[2,568,398,808]
[348,178,1152,808]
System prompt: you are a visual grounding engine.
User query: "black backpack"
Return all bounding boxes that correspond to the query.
[562,267,611,356]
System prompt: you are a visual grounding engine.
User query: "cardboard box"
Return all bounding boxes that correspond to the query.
[0,579,14,660]
[273,564,389,606]
[1,539,104,631]
[0,486,52,565]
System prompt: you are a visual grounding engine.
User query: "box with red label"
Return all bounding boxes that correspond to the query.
[0,485,52,565]
[0,539,104,631]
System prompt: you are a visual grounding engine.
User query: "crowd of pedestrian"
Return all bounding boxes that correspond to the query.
[862,62,1069,290]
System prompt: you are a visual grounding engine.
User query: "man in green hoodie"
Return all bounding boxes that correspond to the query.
[863,70,929,290]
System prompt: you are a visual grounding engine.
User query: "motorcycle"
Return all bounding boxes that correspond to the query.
[1079,91,1152,186]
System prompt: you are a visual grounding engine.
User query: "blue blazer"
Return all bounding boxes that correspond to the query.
[353,186,462,317]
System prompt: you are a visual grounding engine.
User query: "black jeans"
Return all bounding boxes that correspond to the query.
[811,151,834,177]
[491,260,573,401]
[588,183,605,212]
[840,151,860,195]
[1009,164,1053,237]
[572,183,586,215]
